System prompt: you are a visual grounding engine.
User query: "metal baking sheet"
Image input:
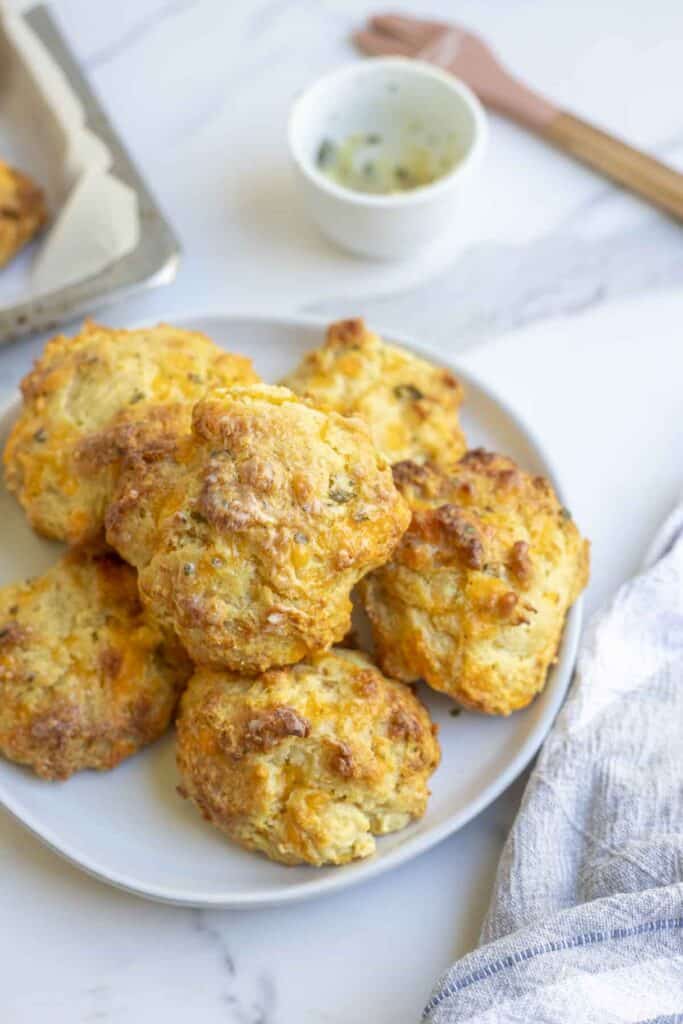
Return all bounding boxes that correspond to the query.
[0,5,180,347]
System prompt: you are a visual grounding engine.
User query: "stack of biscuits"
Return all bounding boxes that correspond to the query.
[0,317,588,867]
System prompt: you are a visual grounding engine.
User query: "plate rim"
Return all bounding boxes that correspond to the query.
[0,311,583,908]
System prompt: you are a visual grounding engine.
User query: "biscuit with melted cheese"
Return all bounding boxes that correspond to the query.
[106,384,410,672]
[282,318,466,467]
[360,451,589,715]
[0,548,190,780]
[3,321,258,544]
[176,648,440,865]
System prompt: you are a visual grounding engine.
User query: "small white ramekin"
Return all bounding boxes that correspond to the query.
[288,57,487,260]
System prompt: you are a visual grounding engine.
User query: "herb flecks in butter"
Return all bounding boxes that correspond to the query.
[316,129,461,195]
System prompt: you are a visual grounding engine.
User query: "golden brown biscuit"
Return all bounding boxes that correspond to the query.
[0,548,190,780]
[176,649,440,866]
[3,321,258,544]
[106,384,410,672]
[0,160,47,268]
[360,451,589,715]
[282,318,466,467]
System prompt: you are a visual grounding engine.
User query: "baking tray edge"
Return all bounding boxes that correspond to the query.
[0,4,181,347]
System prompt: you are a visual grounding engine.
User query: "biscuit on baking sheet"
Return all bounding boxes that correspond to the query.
[0,548,190,780]
[176,648,440,866]
[3,321,258,545]
[360,451,589,716]
[282,318,466,467]
[0,160,47,269]
[106,384,410,673]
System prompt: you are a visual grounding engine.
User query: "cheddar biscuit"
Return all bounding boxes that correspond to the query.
[176,649,440,865]
[282,318,466,467]
[0,160,47,268]
[0,548,190,780]
[360,452,589,715]
[3,321,258,544]
[106,384,410,672]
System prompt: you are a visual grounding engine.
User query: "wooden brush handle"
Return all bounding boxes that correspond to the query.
[542,112,683,221]
[483,69,683,222]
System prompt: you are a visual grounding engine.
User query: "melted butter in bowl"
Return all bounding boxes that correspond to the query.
[289,58,487,259]
[316,125,463,195]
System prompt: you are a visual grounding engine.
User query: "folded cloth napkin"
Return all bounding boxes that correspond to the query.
[423,500,683,1024]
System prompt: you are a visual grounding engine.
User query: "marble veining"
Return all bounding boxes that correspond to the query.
[311,204,683,350]
[192,910,277,1023]
[191,908,238,977]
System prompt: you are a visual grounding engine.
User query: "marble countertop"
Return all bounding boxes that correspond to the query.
[1,1,683,1021]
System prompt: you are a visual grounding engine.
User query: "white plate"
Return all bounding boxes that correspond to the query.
[0,314,582,908]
